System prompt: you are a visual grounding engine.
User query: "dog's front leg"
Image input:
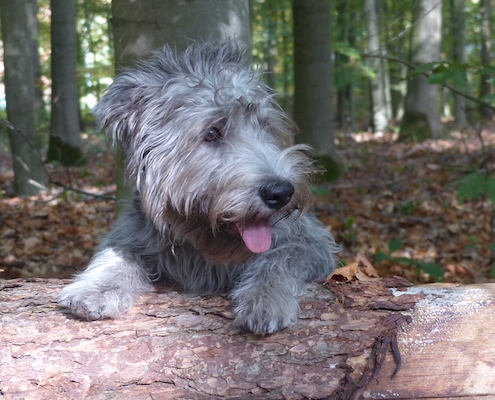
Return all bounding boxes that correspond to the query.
[58,248,152,320]
[231,256,303,335]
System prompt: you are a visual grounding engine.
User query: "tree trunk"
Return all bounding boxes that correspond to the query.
[293,0,335,157]
[449,0,468,128]
[27,0,45,124]
[110,0,251,207]
[112,0,251,68]
[479,0,493,121]
[2,278,495,399]
[47,0,84,166]
[399,0,443,141]
[0,0,46,196]
[365,0,391,133]
[335,0,356,134]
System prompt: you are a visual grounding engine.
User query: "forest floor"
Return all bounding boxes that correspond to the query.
[0,125,494,284]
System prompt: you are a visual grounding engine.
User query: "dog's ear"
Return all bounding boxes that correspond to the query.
[92,70,150,152]
[93,45,184,153]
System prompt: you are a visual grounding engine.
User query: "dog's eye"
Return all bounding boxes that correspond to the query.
[203,127,222,142]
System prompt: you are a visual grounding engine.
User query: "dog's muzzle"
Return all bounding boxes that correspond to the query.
[228,180,295,255]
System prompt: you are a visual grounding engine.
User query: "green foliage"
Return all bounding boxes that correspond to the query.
[35,0,113,121]
[314,155,344,182]
[404,61,469,90]
[311,185,331,196]
[456,171,495,204]
[375,239,444,281]
[427,63,468,91]
[387,238,402,253]
[251,0,293,110]
[46,135,86,166]
[465,236,495,277]
[342,215,357,243]
[398,200,416,215]
[405,60,495,110]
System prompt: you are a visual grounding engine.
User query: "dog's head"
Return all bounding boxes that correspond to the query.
[94,42,315,264]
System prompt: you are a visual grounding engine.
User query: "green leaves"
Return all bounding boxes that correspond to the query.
[456,171,495,204]
[388,238,402,253]
[375,239,444,281]
[427,64,468,91]
[405,61,469,91]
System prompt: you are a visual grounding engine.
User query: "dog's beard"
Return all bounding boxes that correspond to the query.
[159,208,260,265]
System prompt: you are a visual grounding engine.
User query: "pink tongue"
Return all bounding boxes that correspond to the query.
[235,219,272,253]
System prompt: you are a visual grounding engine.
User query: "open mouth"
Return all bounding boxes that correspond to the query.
[228,219,272,254]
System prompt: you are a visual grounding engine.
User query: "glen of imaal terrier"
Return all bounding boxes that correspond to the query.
[59,42,339,335]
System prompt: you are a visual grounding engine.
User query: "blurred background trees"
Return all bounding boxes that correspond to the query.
[399,0,443,140]
[46,0,83,166]
[0,0,494,196]
[0,0,46,196]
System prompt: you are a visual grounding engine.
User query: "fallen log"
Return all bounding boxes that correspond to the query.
[0,276,494,399]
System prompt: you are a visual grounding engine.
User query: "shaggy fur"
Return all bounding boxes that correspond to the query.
[59,42,339,335]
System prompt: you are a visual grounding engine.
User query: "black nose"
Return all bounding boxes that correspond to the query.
[260,180,295,210]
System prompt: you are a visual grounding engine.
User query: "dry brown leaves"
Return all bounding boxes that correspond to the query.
[0,136,116,279]
[319,127,495,284]
[0,127,494,283]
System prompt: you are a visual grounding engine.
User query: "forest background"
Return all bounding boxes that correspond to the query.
[0,0,494,285]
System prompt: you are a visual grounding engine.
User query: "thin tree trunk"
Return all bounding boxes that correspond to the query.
[0,0,46,196]
[293,0,335,158]
[450,0,468,128]
[335,0,349,132]
[400,0,443,141]
[47,0,83,166]
[365,0,390,133]
[479,0,493,121]
[28,0,45,124]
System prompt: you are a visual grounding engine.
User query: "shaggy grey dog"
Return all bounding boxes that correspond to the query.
[59,42,339,335]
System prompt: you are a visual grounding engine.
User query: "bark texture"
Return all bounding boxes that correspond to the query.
[293,0,334,157]
[365,0,391,133]
[0,277,417,399]
[112,0,251,69]
[0,0,46,196]
[399,0,443,140]
[47,0,83,166]
[2,278,495,399]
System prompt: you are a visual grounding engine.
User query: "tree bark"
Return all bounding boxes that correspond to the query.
[27,0,45,124]
[368,283,495,398]
[2,277,495,399]
[112,0,251,69]
[399,0,443,141]
[335,0,356,134]
[293,0,335,158]
[0,0,46,196]
[47,0,84,166]
[479,0,493,121]
[365,0,391,133]
[449,0,468,128]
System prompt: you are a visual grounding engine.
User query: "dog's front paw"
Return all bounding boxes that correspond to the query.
[233,293,299,335]
[58,281,133,320]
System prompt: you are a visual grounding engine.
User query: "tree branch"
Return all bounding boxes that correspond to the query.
[2,277,495,398]
[363,54,495,113]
